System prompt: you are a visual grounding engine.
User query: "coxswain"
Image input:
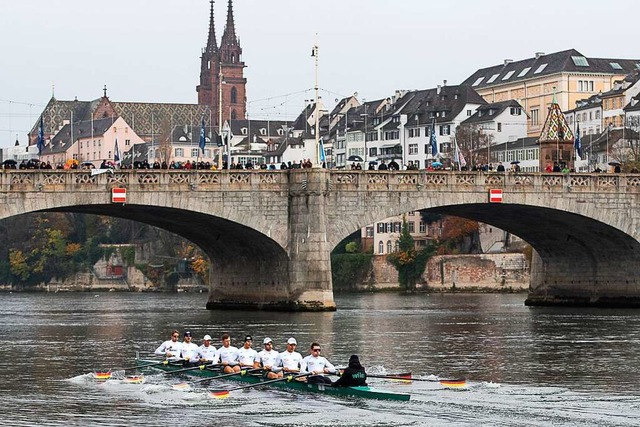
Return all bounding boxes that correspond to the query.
[254,337,281,379]
[197,334,218,365]
[217,333,240,373]
[236,335,258,369]
[332,354,367,387]
[154,329,182,361]
[300,342,336,384]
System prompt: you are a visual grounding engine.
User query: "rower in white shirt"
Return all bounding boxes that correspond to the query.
[236,335,258,369]
[154,329,182,361]
[277,337,303,373]
[254,337,281,379]
[217,333,240,374]
[197,334,218,365]
[180,331,200,366]
[300,342,336,384]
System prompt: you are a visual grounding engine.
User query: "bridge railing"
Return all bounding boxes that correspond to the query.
[328,170,640,192]
[0,170,290,192]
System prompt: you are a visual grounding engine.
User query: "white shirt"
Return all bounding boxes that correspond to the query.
[237,347,258,367]
[255,349,280,371]
[181,342,200,361]
[154,339,182,361]
[217,345,239,366]
[301,355,336,374]
[197,344,218,363]
[278,350,303,372]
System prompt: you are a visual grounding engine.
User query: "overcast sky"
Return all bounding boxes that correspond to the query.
[1,0,637,147]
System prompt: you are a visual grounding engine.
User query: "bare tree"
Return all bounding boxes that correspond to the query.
[455,124,494,167]
[155,117,173,163]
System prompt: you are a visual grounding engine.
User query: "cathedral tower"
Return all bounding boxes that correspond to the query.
[197,0,247,125]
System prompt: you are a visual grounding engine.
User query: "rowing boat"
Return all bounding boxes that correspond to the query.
[136,358,410,401]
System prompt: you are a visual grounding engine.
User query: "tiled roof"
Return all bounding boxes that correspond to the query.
[462,49,640,89]
[539,101,574,142]
[565,94,602,114]
[462,100,523,125]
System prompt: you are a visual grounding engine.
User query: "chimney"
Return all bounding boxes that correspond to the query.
[437,85,442,95]
[443,79,447,86]
[504,59,513,66]
[535,52,545,59]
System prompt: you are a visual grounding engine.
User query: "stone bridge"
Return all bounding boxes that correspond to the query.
[2,169,640,310]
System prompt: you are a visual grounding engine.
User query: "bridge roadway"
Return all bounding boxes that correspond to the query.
[2,169,640,310]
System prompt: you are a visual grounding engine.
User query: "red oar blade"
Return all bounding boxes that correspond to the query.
[209,390,230,399]
[439,378,467,388]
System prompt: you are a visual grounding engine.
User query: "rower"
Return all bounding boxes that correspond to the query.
[254,337,281,379]
[180,331,200,366]
[332,354,367,387]
[236,335,258,369]
[300,342,336,384]
[277,337,303,373]
[217,333,240,374]
[197,334,218,365]
[154,329,182,361]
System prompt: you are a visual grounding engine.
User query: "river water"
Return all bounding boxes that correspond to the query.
[1,292,639,426]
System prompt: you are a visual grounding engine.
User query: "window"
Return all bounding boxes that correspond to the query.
[408,144,418,154]
[473,77,484,86]
[204,149,211,157]
[595,110,600,119]
[125,139,131,146]
[419,221,426,233]
[497,123,502,132]
[377,223,384,233]
[378,241,384,254]
[487,73,500,84]
[387,241,393,254]
[534,64,547,74]
[439,125,451,135]
[231,87,238,104]
[502,70,515,80]
[366,227,374,238]
[191,148,199,157]
[408,222,415,233]
[572,56,589,66]
[510,107,521,115]
[175,148,184,157]
[241,128,248,135]
[467,109,472,116]
[108,151,111,158]
[530,108,539,126]
[610,62,623,70]
[518,67,531,77]
[369,147,377,157]
[394,222,401,233]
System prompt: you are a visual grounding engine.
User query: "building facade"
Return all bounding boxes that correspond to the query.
[462,49,640,137]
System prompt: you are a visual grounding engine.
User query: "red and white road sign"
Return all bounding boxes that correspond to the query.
[111,188,127,203]
[489,189,503,203]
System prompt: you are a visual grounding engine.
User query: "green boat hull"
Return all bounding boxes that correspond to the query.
[137,358,410,401]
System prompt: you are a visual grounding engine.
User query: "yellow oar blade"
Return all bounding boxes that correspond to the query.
[209,390,229,399]
[439,379,467,388]
[93,372,112,381]
[172,382,190,391]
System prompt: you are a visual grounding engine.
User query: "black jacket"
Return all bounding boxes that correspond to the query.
[332,361,367,387]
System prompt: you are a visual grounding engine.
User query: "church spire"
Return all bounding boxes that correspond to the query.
[206,0,218,54]
[221,0,239,47]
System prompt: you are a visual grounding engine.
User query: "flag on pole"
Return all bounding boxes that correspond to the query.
[37,117,45,156]
[114,138,120,162]
[454,140,467,169]
[199,117,206,153]
[319,137,326,162]
[575,123,582,158]
[430,118,438,157]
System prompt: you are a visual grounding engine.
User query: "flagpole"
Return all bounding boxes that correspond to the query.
[312,35,320,168]
[218,68,224,169]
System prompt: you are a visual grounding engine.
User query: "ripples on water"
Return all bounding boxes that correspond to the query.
[1,292,640,426]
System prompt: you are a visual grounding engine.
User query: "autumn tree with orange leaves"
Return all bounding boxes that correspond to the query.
[437,216,480,255]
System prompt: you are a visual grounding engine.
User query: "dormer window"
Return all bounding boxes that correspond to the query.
[241,127,248,135]
[489,109,494,116]
[277,129,283,136]
[392,116,400,123]
[260,128,267,136]
[441,111,446,118]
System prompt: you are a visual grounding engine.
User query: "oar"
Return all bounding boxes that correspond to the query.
[172,367,261,390]
[367,373,467,387]
[210,372,313,398]
[159,363,220,376]
[93,359,179,380]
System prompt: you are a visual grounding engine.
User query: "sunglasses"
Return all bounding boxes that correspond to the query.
[312,348,321,352]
